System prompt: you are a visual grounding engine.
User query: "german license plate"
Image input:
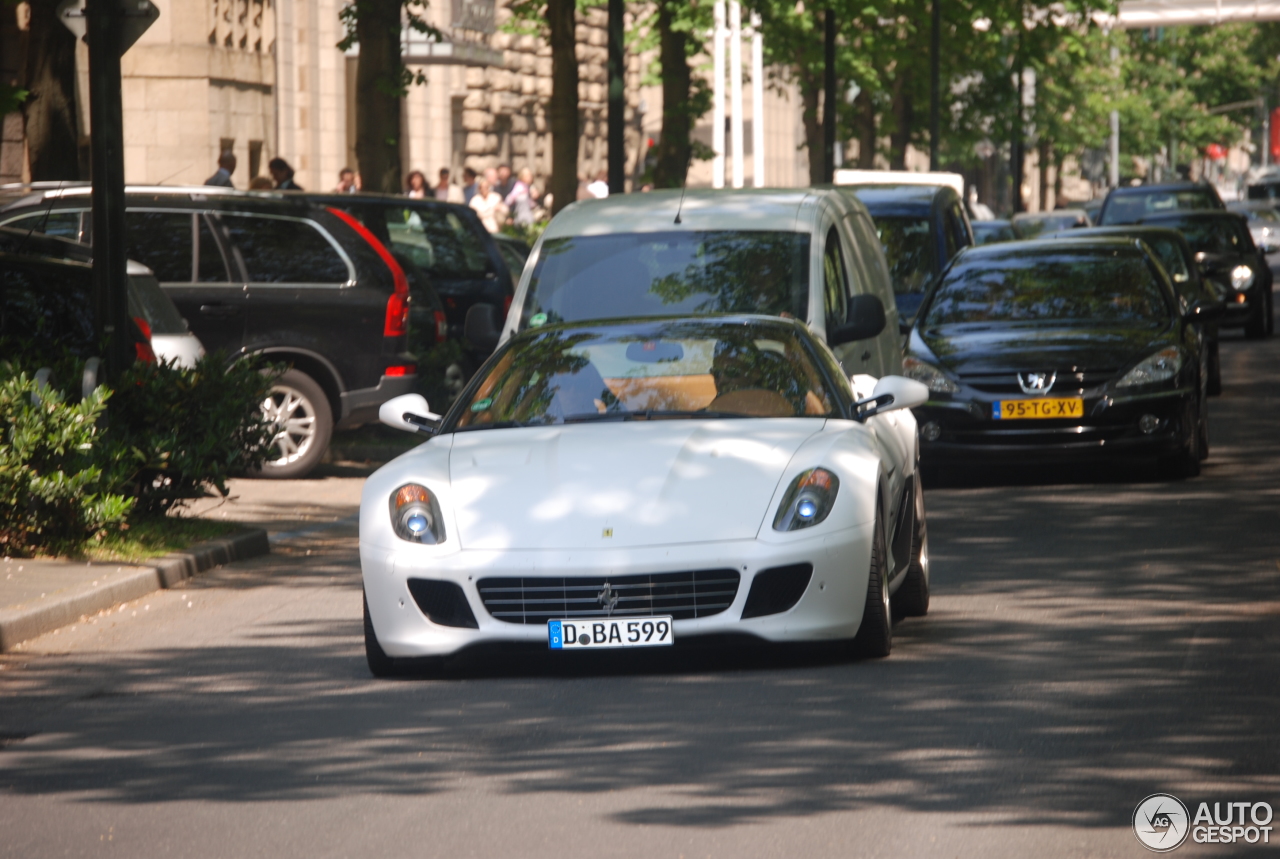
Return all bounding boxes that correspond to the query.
[992,398,1084,420]
[548,617,673,649]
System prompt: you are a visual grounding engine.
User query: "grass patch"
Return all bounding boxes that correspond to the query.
[80,517,241,564]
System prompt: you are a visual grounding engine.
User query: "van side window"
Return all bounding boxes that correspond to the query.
[197,215,231,282]
[2,212,84,243]
[823,227,849,328]
[1,260,95,352]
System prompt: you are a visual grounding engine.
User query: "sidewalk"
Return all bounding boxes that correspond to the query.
[0,529,268,652]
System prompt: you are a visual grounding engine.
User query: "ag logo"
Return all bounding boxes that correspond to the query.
[1134,793,1190,852]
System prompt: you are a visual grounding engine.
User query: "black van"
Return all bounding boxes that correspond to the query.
[0,186,426,477]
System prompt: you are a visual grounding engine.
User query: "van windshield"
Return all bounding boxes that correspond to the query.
[519,231,810,329]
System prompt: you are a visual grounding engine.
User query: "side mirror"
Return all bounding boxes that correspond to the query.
[379,393,442,434]
[828,293,887,347]
[854,375,929,420]
[1184,298,1225,323]
[464,302,503,353]
[1260,241,1280,255]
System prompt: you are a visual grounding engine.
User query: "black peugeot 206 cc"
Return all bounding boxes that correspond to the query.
[902,237,1220,478]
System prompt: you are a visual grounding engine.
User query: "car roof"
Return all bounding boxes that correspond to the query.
[1012,208,1089,220]
[957,236,1145,260]
[541,189,821,239]
[1137,210,1246,224]
[1106,182,1216,197]
[0,184,321,215]
[843,184,955,207]
[1045,224,1186,241]
[303,191,475,215]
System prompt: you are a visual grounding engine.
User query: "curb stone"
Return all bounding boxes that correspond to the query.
[0,529,269,652]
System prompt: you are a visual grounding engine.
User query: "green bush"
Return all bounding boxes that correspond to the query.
[0,371,133,555]
[107,354,278,515]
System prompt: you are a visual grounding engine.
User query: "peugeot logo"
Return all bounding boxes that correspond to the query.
[1017,370,1057,395]
[597,582,619,616]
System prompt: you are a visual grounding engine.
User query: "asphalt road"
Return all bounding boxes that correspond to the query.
[2,326,1279,859]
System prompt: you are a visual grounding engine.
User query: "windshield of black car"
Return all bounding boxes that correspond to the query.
[873,216,936,295]
[1101,190,1219,224]
[1154,217,1251,256]
[451,320,840,431]
[924,249,1171,328]
[519,231,810,328]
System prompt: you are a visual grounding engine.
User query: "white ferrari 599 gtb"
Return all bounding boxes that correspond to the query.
[359,315,930,675]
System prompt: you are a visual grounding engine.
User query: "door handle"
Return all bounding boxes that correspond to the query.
[200,304,241,317]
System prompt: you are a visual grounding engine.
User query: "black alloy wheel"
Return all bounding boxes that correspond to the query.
[1160,389,1203,479]
[1207,341,1222,397]
[891,468,930,619]
[851,506,893,658]
[1245,289,1271,339]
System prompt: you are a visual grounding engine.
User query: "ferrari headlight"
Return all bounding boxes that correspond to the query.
[1116,347,1184,388]
[773,468,840,532]
[1230,264,1254,291]
[903,356,958,394]
[389,483,445,544]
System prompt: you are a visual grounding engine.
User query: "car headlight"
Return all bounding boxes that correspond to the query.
[389,483,446,544]
[1115,347,1184,388]
[902,356,958,394]
[1231,264,1254,291]
[773,468,840,532]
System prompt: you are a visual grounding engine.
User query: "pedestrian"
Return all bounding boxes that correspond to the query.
[205,150,236,187]
[334,167,358,194]
[469,178,508,233]
[248,176,274,190]
[434,168,463,203]
[462,167,479,204]
[586,169,609,199]
[405,170,429,199]
[495,163,514,198]
[268,157,303,190]
[505,167,536,226]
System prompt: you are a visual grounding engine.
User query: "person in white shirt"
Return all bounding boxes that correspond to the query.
[586,169,609,199]
[505,168,536,226]
[469,178,508,233]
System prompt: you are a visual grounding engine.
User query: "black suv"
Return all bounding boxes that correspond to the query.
[0,187,425,477]
[303,193,516,380]
[840,183,974,322]
[1097,181,1225,226]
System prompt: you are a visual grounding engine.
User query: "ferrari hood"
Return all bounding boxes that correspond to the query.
[448,420,825,550]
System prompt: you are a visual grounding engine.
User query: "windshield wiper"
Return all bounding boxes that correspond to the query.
[453,420,533,433]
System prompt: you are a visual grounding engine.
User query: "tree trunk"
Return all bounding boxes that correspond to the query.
[354,0,403,194]
[651,0,691,189]
[23,0,81,180]
[888,78,912,170]
[800,69,824,186]
[1037,137,1052,212]
[1054,149,1065,204]
[548,0,579,215]
[853,87,876,168]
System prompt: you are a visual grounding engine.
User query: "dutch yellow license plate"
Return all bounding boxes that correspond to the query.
[992,398,1084,420]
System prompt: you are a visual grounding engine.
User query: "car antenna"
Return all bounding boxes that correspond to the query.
[674,148,694,225]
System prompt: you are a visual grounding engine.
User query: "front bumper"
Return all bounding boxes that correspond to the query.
[915,387,1194,462]
[362,525,874,658]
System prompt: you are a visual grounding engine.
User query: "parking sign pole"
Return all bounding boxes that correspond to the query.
[85,0,131,383]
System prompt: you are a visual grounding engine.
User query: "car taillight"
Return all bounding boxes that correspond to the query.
[503,294,512,316]
[434,309,448,342]
[132,316,156,363]
[132,316,152,340]
[325,206,410,338]
[385,364,416,377]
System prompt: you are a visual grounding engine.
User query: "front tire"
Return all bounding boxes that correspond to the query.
[851,508,892,658]
[364,592,401,678]
[1245,290,1270,339]
[256,369,333,479]
[892,471,930,619]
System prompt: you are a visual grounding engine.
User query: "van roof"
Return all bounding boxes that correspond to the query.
[542,188,821,238]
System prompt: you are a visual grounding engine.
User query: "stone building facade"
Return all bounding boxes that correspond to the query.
[1,0,810,192]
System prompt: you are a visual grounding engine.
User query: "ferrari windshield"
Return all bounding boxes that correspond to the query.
[519,231,810,328]
[452,319,843,431]
[924,247,1171,328]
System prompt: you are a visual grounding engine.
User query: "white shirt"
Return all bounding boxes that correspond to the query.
[469,191,508,232]
[587,179,609,199]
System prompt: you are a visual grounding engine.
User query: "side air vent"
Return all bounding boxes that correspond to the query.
[741,563,814,619]
[406,579,479,629]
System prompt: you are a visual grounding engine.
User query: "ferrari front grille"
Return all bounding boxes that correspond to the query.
[476,570,741,624]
